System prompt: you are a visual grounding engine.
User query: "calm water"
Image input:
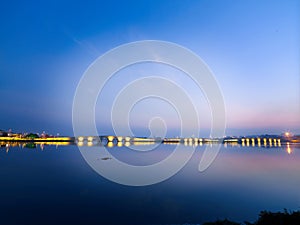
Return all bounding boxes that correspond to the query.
[0,143,299,225]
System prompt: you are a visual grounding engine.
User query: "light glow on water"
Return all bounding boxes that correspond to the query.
[287,142,292,154]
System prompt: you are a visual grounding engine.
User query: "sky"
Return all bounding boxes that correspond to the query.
[0,0,299,137]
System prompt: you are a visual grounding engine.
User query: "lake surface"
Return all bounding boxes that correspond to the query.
[0,143,299,225]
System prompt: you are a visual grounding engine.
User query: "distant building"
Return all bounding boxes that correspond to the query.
[0,130,8,137]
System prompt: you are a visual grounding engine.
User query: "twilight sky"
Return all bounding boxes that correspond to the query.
[0,0,299,136]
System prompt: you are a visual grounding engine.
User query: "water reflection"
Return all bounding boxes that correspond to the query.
[287,142,292,154]
[1,140,298,155]
[1,141,300,225]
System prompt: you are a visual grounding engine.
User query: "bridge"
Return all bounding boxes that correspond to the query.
[74,136,286,148]
[2,136,298,154]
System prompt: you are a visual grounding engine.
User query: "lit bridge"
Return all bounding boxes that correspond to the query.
[75,136,286,148]
[1,136,297,154]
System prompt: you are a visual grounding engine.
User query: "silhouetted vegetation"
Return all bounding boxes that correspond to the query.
[24,142,36,149]
[25,133,39,139]
[253,209,300,225]
[203,218,240,225]
[202,209,300,225]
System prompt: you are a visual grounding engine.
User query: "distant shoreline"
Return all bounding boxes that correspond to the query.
[0,136,74,142]
[0,135,299,144]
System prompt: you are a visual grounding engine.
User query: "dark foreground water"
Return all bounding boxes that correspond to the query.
[0,143,299,225]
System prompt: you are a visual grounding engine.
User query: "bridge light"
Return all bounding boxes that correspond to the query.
[285,132,291,137]
[269,138,272,146]
[107,136,115,142]
[125,137,131,142]
[78,136,84,142]
[117,137,123,142]
[251,138,255,146]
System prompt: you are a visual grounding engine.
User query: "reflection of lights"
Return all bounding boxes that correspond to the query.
[107,142,114,148]
[246,138,250,146]
[117,142,123,147]
[251,138,255,146]
[77,141,84,147]
[230,142,238,147]
[166,142,179,145]
[132,141,155,145]
[278,139,281,147]
[258,142,261,147]
[286,142,292,154]
[269,138,272,147]
[87,136,93,142]
[87,141,93,147]
[125,142,130,147]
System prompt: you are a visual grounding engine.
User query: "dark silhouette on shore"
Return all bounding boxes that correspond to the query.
[203,209,300,225]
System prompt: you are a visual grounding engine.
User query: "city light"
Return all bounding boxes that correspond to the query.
[285,132,291,137]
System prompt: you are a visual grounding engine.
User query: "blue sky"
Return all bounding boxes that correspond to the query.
[0,0,299,136]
